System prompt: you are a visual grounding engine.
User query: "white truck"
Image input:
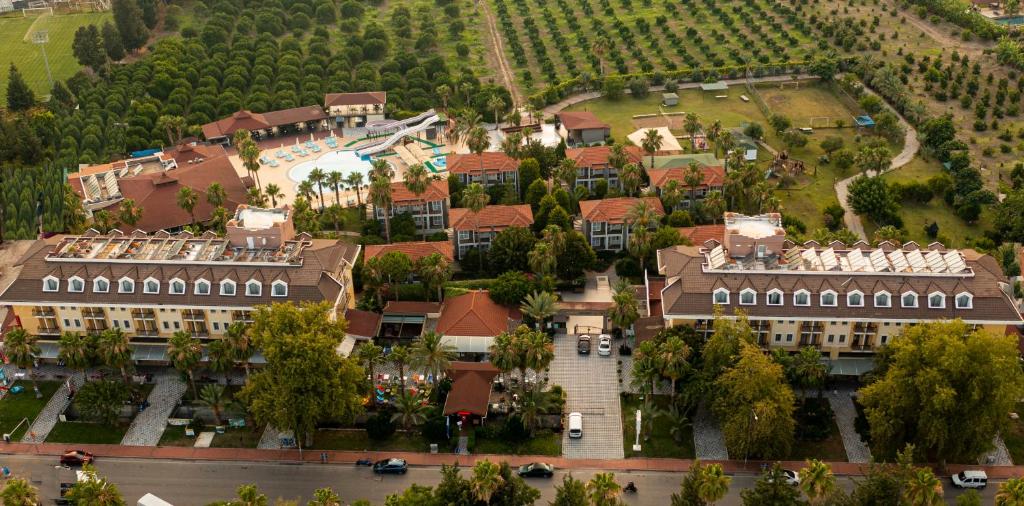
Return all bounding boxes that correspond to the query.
[137,493,174,506]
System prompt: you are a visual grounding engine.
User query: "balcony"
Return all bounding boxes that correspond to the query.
[134,329,160,337]
[32,308,55,317]
[37,327,61,336]
[799,337,822,348]
[851,339,874,351]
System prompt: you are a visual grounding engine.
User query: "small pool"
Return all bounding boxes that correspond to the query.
[432,156,447,169]
[995,15,1024,25]
[288,150,374,183]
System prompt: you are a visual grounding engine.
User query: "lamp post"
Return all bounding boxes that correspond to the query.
[633,408,642,452]
[743,408,758,464]
[32,31,53,91]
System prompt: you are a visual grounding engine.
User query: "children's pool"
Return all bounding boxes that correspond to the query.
[288,150,374,183]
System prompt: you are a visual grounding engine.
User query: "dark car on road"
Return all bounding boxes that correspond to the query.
[517,463,555,478]
[373,458,408,474]
[577,335,591,354]
[60,450,94,466]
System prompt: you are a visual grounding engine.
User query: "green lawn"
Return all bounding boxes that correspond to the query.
[0,12,112,97]
[313,430,431,452]
[157,424,194,447]
[1000,403,1024,465]
[474,430,561,456]
[620,393,696,459]
[46,421,128,444]
[757,83,857,127]
[0,381,61,441]
[158,422,261,448]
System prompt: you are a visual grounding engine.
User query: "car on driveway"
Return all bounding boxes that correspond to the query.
[373,458,408,474]
[568,412,583,438]
[577,335,591,354]
[517,462,555,478]
[597,334,612,356]
[60,450,94,466]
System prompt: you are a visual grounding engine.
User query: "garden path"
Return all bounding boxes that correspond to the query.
[21,372,83,443]
[120,373,187,446]
[692,402,729,460]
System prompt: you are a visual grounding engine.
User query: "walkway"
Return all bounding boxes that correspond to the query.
[121,375,187,447]
[692,402,729,460]
[823,389,872,463]
[21,373,84,443]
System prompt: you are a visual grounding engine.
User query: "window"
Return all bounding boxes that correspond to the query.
[119,278,134,293]
[170,278,186,295]
[144,278,160,294]
[220,280,236,296]
[880,335,889,345]
[195,280,211,295]
[839,334,846,343]
[272,280,288,297]
[182,309,208,337]
[713,288,729,304]
[93,277,109,293]
[901,292,918,308]
[928,292,945,309]
[956,292,973,309]
[81,307,107,334]
[786,334,793,342]
[774,333,782,342]
[34,306,59,335]
[828,334,835,343]
[874,291,891,308]
[739,289,755,305]
[794,290,810,306]
[246,280,262,297]
[767,289,783,306]
[43,276,59,292]
[847,291,863,307]
[820,290,837,307]
[68,276,85,293]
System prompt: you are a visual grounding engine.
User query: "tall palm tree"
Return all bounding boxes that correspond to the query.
[800,459,836,506]
[520,291,557,330]
[528,242,556,277]
[246,186,267,207]
[524,330,554,390]
[500,131,523,159]
[323,205,346,235]
[223,321,253,380]
[461,182,489,236]
[415,253,453,302]
[117,198,143,228]
[716,129,735,159]
[390,344,412,392]
[586,473,622,505]
[487,94,505,129]
[3,328,40,395]
[704,190,726,224]
[902,468,944,506]
[436,84,452,114]
[168,330,202,399]
[207,182,227,208]
[592,36,608,76]
[608,280,640,337]
[357,343,385,389]
[470,461,505,503]
[390,390,428,430]
[448,110,482,146]
[641,128,664,169]
[403,163,430,239]
[706,120,723,157]
[345,172,365,206]
[0,476,40,505]
[297,180,316,202]
[658,335,691,400]
[264,183,283,207]
[176,186,199,225]
[369,175,394,242]
[684,162,705,209]
[58,331,92,382]
[619,163,642,197]
[626,200,659,272]
[97,328,133,385]
[489,332,518,387]
[411,331,456,383]
[198,383,230,425]
[308,168,327,209]
[370,159,394,181]
[697,463,731,506]
[683,112,702,146]
[206,339,234,385]
[466,126,490,183]
[327,171,344,206]
[555,158,578,190]
[237,136,263,189]
[997,477,1024,506]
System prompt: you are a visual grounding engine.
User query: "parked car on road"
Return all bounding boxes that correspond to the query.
[577,335,591,354]
[951,470,987,489]
[597,334,612,356]
[373,458,408,474]
[568,412,583,438]
[60,450,94,466]
[517,462,555,478]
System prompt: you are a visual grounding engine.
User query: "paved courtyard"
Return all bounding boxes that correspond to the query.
[548,332,624,459]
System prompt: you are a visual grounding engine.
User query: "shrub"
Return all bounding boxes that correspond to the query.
[366,411,396,440]
[502,415,530,442]
[614,256,641,278]
[488,271,535,306]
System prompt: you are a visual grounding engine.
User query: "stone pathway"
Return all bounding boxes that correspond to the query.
[22,373,84,443]
[549,335,624,459]
[617,355,671,395]
[120,375,187,446]
[194,432,215,448]
[456,435,469,455]
[258,425,286,449]
[824,389,872,463]
[692,402,729,460]
[982,436,1013,466]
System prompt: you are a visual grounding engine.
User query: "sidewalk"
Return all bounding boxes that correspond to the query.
[3,442,1022,479]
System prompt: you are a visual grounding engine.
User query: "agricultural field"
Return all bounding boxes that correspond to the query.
[0,12,111,97]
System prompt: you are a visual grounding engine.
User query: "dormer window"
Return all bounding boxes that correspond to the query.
[820,290,837,307]
[69,276,85,293]
[901,291,918,308]
[767,289,783,306]
[246,280,262,297]
[847,291,863,307]
[43,276,59,292]
[271,280,288,297]
[144,278,160,294]
[794,289,810,306]
[93,277,109,293]
[170,279,186,295]
[118,277,134,293]
[195,279,211,295]
[928,292,945,309]
[739,289,755,305]
[874,291,891,308]
[712,288,729,305]
[220,280,236,296]
[956,292,973,309]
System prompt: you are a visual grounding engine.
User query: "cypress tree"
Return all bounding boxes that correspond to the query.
[6,64,36,112]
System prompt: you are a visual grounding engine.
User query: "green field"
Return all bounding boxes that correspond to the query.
[0,381,61,441]
[0,12,112,97]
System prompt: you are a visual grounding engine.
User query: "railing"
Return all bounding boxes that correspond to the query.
[799,337,822,348]
[32,309,55,317]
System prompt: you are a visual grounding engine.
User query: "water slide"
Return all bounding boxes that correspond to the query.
[365,109,437,135]
[355,111,442,157]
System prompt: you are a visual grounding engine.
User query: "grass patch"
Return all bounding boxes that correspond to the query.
[313,429,430,452]
[46,421,128,444]
[0,12,112,96]
[157,425,193,447]
[212,427,262,448]
[788,398,847,462]
[1001,403,1024,465]
[474,430,561,456]
[620,393,695,459]
[0,381,61,441]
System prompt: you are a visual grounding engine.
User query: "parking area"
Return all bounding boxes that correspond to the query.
[548,323,624,459]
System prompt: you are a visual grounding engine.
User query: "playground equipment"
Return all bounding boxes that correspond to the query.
[355,110,442,158]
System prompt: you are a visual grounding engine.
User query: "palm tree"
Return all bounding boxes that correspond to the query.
[800,459,836,505]
[246,186,267,207]
[697,463,731,505]
[207,182,227,208]
[0,477,40,506]
[58,331,92,382]
[411,331,456,382]
[619,163,642,197]
[296,180,314,202]
[117,198,143,228]
[706,120,723,156]
[323,205,345,235]
[403,164,430,239]
[436,84,452,113]
[608,280,640,337]
[223,321,253,380]
[528,242,556,277]
[390,390,428,430]
[658,335,691,400]
[206,339,234,385]
[3,328,40,395]
[390,345,412,392]
[461,182,489,237]
[518,387,557,434]
[684,162,705,209]
[345,172,365,206]
[489,332,518,387]
[683,112,702,145]
[704,190,726,224]
[308,488,342,506]
[237,135,263,189]
[592,37,608,76]
[263,183,283,207]
[466,126,490,182]
[97,328,133,385]
[903,468,944,506]
[156,115,187,146]
[716,129,735,159]
[487,94,505,129]
[198,383,230,425]
[168,330,202,400]
[626,200,659,272]
[357,343,385,389]
[524,330,554,385]
[631,340,661,394]
[641,128,663,169]
[415,253,453,302]
[309,168,327,209]
[521,291,557,330]
[555,158,578,190]
[586,473,622,505]
[448,110,482,146]
[501,131,523,159]
[369,175,393,242]
[470,461,505,503]
[997,477,1024,506]
[370,158,394,181]
[176,186,199,225]
[327,171,344,206]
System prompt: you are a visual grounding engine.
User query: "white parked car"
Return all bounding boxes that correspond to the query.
[567,412,583,438]
[782,469,800,486]
[597,334,612,356]
[951,470,987,489]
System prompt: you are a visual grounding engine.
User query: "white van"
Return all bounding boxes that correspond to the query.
[951,470,988,489]
[567,412,583,438]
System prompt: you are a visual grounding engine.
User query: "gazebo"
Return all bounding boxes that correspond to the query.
[699,81,729,99]
[854,115,876,130]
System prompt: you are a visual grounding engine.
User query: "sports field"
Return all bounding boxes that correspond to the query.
[0,12,111,97]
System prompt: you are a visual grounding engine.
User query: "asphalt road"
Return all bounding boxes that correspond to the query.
[0,454,999,505]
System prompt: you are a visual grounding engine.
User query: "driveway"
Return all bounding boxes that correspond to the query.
[548,333,624,459]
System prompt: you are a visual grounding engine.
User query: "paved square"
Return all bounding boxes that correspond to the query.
[548,333,624,459]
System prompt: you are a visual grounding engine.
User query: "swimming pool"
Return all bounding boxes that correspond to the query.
[432,156,447,168]
[995,15,1024,25]
[288,150,374,183]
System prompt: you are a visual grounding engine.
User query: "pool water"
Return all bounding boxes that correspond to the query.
[432,156,447,168]
[996,15,1024,25]
[288,150,374,183]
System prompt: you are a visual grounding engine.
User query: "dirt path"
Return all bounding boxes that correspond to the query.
[900,10,990,56]
[480,0,522,107]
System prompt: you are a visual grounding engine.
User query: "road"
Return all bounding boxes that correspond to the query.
[0,454,998,505]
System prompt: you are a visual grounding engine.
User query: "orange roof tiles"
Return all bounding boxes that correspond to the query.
[565,145,643,168]
[647,166,726,189]
[446,152,518,175]
[436,290,515,337]
[558,111,610,130]
[677,224,726,246]
[449,204,534,231]
[364,241,454,263]
[579,197,665,224]
[390,179,449,203]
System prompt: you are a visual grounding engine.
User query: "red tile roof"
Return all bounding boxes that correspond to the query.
[446,152,518,175]
[324,91,387,107]
[383,301,442,315]
[449,204,534,231]
[364,241,454,263]
[579,197,665,224]
[201,106,327,140]
[165,143,227,165]
[443,361,500,416]
[565,145,643,168]
[558,111,610,131]
[647,166,726,189]
[344,309,382,338]
[436,290,514,337]
[677,224,726,246]
[390,179,449,203]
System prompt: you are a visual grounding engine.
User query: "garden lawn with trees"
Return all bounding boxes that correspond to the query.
[0,381,62,441]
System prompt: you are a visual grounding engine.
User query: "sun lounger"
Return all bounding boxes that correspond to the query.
[311,145,321,153]
[269,159,279,167]
[291,146,301,153]
[275,150,286,158]
[284,154,295,162]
